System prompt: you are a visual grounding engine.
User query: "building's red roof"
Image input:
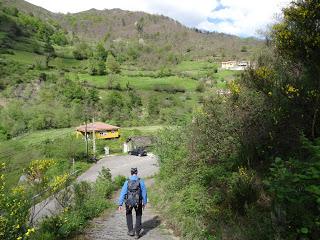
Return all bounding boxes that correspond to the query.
[76,122,120,132]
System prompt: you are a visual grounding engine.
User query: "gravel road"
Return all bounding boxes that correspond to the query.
[77,153,159,182]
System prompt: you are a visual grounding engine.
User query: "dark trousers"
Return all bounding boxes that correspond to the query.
[126,204,142,234]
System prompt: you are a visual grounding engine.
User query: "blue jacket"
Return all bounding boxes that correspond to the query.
[118,175,147,206]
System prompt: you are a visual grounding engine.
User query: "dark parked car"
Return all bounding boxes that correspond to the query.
[128,147,147,157]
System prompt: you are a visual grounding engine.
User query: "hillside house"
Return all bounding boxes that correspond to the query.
[221,61,237,70]
[221,60,250,70]
[76,122,120,140]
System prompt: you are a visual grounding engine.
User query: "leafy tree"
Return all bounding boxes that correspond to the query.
[95,42,107,61]
[51,30,68,46]
[86,88,99,104]
[128,91,142,109]
[88,57,106,76]
[43,37,56,68]
[73,42,91,60]
[106,54,121,74]
[102,92,125,121]
[126,42,141,61]
[147,96,160,117]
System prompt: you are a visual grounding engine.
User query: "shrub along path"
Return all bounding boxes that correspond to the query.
[32,154,159,223]
[79,179,178,240]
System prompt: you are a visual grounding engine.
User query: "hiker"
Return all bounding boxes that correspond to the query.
[118,168,147,239]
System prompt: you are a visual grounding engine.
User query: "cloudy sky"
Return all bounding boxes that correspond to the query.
[25,0,291,37]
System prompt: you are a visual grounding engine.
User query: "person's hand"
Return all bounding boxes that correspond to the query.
[118,206,122,211]
[142,204,147,209]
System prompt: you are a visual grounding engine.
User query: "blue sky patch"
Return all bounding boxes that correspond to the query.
[208,17,234,24]
[214,2,227,11]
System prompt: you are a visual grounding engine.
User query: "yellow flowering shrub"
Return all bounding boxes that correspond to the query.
[229,167,259,214]
[0,159,71,240]
[26,159,56,183]
[49,173,69,192]
[0,162,33,240]
[255,66,274,80]
[285,84,299,98]
[228,80,241,96]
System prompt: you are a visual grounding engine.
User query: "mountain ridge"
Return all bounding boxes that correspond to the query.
[2,0,263,61]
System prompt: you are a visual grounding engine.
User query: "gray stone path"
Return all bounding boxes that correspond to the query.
[74,161,178,240]
[78,201,177,240]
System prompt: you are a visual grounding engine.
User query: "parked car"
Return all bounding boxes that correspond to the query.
[128,147,147,157]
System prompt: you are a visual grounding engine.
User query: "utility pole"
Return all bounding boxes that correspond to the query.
[85,117,89,162]
[92,117,96,162]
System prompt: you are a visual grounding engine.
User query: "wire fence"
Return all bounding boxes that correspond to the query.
[29,169,80,226]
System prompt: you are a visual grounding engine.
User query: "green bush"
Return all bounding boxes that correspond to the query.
[113,175,127,189]
[106,54,121,74]
[74,181,92,207]
[266,138,320,239]
[87,57,106,76]
[153,84,185,93]
[195,82,205,92]
[34,169,118,240]
[72,42,91,60]
[228,167,259,215]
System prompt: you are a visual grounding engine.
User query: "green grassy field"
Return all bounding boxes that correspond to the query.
[173,60,215,71]
[2,49,83,69]
[71,73,199,91]
[1,51,237,91]
[2,50,42,65]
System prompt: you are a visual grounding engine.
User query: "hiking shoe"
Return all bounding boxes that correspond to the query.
[128,231,135,236]
[135,229,142,239]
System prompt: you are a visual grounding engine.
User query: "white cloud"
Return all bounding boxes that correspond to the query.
[25,0,291,37]
[198,0,291,37]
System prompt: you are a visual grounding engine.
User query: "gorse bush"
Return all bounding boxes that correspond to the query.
[0,165,33,240]
[0,158,74,240]
[228,167,259,215]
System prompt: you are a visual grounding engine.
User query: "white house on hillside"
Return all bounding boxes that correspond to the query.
[221,60,250,70]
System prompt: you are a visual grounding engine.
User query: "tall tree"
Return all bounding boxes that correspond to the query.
[43,37,55,69]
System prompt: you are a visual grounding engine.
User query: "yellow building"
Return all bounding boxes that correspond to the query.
[76,122,120,140]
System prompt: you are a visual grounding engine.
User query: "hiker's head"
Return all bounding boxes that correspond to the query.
[131,168,138,175]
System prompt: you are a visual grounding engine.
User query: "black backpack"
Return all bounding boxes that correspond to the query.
[126,178,141,207]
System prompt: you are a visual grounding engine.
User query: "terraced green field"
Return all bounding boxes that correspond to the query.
[70,73,198,91]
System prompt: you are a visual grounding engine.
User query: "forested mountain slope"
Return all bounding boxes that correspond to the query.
[2,0,263,61]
